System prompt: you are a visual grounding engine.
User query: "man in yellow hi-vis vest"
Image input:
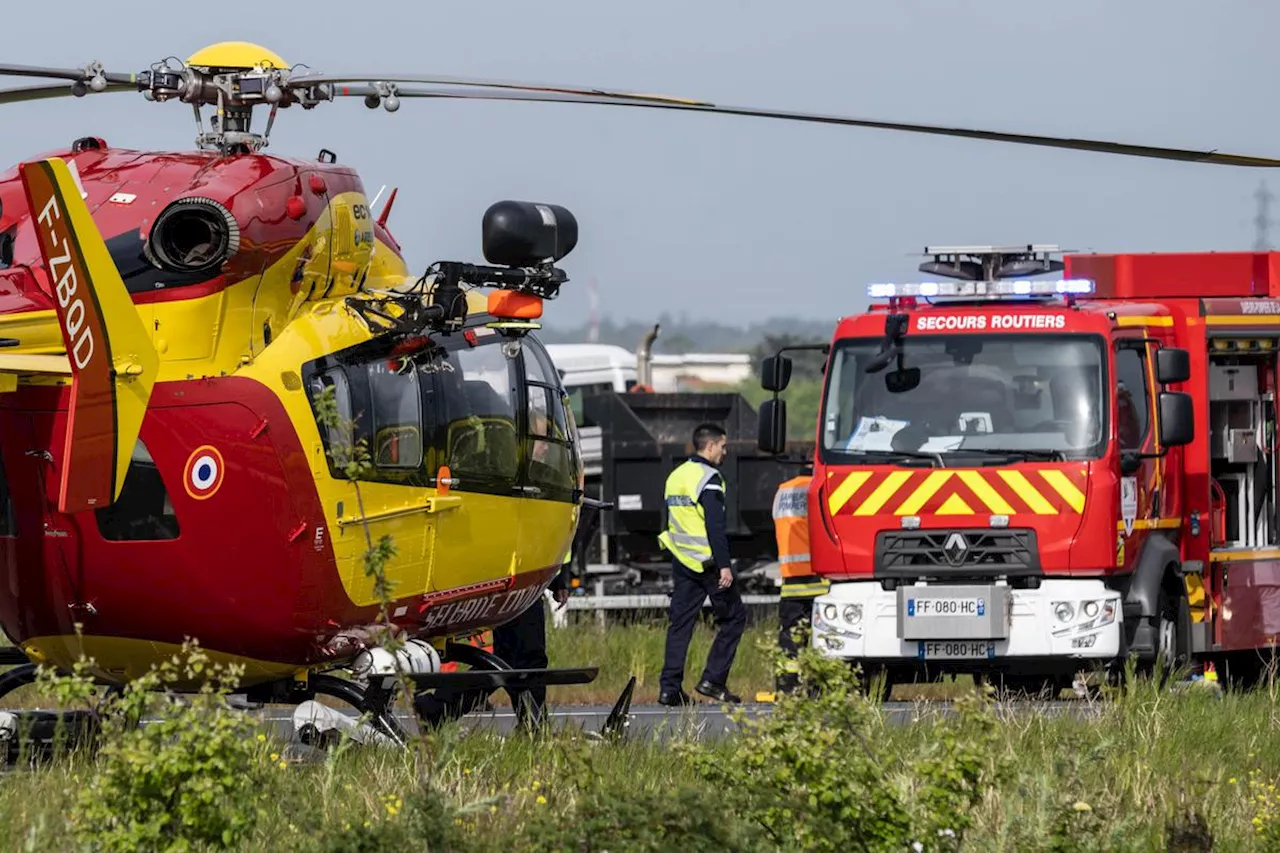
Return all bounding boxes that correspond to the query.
[772,473,829,693]
[658,423,747,706]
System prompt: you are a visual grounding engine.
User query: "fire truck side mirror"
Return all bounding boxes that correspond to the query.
[761,355,793,393]
[1157,391,1194,447]
[758,398,788,455]
[1155,348,1191,385]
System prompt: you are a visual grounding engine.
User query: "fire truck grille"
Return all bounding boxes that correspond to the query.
[874,529,1039,578]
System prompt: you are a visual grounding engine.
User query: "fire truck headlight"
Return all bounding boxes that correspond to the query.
[1082,600,1099,618]
[1053,602,1075,623]
[1100,601,1116,625]
[842,604,863,625]
[823,604,838,622]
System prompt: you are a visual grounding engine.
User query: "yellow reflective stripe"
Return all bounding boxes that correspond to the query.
[1040,469,1086,513]
[1115,316,1173,327]
[957,471,1014,515]
[853,471,913,516]
[780,583,830,598]
[895,470,951,515]
[936,493,975,515]
[827,471,872,516]
[998,470,1056,514]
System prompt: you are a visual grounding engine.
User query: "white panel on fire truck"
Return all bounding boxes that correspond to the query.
[922,245,1062,255]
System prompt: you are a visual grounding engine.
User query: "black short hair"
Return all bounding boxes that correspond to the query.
[692,422,727,451]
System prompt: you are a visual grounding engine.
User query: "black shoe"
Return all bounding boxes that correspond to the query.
[695,680,742,704]
[657,689,695,707]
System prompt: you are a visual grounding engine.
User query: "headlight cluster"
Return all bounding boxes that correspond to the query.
[820,603,862,625]
[1050,598,1117,637]
[814,601,863,641]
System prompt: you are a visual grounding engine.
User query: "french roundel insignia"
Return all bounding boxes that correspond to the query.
[183,445,225,500]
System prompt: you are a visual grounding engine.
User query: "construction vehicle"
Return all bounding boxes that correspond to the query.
[757,244,1280,695]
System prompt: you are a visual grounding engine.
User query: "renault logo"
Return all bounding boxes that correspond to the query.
[943,532,969,566]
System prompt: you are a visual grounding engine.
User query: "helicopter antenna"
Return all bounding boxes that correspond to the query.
[377,188,399,229]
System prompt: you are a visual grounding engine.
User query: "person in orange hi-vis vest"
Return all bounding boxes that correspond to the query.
[772,474,830,693]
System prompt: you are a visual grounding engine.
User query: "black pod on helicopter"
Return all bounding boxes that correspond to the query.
[482,201,578,267]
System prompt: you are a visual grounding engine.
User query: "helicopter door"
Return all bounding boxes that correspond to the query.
[517,336,583,582]
[250,172,333,357]
[422,333,522,599]
[308,358,438,606]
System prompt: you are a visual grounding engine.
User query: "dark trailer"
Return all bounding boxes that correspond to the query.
[571,389,813,595]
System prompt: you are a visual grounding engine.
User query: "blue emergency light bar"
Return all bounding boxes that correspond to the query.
[866,279,1095,299]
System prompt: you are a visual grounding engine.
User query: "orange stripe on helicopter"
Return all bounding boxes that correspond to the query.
[826,467,1088,517]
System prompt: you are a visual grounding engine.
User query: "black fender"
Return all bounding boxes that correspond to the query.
[1124,533,1181,619]
[1115,533,1181,659]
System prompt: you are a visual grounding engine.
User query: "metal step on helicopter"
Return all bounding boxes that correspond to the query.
[0,40,1276,751]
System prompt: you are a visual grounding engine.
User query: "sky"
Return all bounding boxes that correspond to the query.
[1,1,1278,334]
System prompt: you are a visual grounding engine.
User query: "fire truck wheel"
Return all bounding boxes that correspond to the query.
[1147,575,1192,686]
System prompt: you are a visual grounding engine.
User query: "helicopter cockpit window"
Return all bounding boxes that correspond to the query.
[308,368,355,456]
[522,338,579,500]
[429,340,520,492]
[367,361,423,469]
[96,440,180,542]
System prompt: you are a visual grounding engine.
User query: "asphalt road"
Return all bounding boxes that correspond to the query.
[262,698,1101,747]
[0,698,1107,768]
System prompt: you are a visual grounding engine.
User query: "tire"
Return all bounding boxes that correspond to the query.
[1141,574,1191,688]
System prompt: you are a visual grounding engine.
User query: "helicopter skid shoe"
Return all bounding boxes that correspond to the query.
[291,700,398,749]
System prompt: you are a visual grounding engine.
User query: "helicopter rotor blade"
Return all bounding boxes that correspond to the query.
[0,63,136,87]
[333,82,1280,168]
[286,71,713,105]
[0,82,135,106]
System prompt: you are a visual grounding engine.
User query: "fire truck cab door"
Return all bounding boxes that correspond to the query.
[1113,331,1172,571]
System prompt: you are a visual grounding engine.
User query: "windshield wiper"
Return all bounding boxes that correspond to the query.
[845,449,946,467]
[954,448,1068,462]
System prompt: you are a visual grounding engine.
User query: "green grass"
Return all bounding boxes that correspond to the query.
[545,614,979,705]
[1,678,1278,851]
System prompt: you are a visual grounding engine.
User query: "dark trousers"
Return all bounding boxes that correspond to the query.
[776,596,816,692]
[493,596,548,726]
[660,560,748,694]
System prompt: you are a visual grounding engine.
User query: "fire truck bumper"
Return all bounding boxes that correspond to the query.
[810,579,1122,663]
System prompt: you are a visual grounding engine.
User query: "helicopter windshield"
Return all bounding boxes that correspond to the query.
[820,334,1107,463]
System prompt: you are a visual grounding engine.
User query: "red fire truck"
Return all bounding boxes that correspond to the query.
[758,245,1280,695]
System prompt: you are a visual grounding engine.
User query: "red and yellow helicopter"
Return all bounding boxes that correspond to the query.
[0,41,1275,743]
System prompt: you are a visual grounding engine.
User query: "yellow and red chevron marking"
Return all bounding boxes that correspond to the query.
[825,466,1088,517]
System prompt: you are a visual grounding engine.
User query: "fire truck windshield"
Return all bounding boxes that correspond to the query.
[820,334,1106,463]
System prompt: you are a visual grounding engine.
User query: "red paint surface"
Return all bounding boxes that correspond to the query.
[0,377,559,673]
[18,161,118,514]
[1220,560,1280,652]
[0,144,364,308]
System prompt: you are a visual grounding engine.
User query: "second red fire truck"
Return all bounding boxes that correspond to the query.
[759,245,1280,695]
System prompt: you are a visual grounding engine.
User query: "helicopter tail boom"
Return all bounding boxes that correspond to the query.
[17,156,160,514]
